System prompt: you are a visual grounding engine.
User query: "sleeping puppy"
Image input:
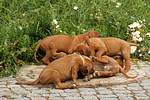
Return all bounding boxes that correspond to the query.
[75,36,139,72]
[34,30,100,65]
[16,52,94,89]
[83,56,137,82]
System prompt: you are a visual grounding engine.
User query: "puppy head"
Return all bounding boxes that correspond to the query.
[87,30,100,38]
[80,64,94,75]
[80,56,94,75]
[73,43,91,57]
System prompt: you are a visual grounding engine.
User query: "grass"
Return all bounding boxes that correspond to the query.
[0,0,150,77]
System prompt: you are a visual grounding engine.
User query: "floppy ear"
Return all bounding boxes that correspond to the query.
[82,46,91,57]
[86,64,94,74]
[85,36,91,47]
[88,30,100,38]
[80,67,88,75]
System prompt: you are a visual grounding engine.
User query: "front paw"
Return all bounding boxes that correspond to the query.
[90,56,95,62]
[83,76,90,82]
[93,71,100,77]
[74,81,80,86]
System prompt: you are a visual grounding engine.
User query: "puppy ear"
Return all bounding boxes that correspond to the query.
[82,46,91,57]
[86,64,94,74]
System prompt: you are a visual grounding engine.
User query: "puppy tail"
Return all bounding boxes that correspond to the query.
[34,41,41,65]
[129,42,140,46]
[119,67,138,78]
[15,77,40,85]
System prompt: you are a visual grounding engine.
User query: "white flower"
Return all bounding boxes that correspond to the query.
[132,36,137,41]
[18,26,22,30]
[148,50,150,54]
[60,30,62,33]
[56,25,59,29]
[137,37,142,42]
[116,3,121,7]
[139,54,142,57]
[111,0,116,2]
[132,22,141,28]
[146,33,150,37]
[52,19,58,25]
[74,6,78,10]
[83,29,86,32]
[132,31,140,37]
[130,46,137,54]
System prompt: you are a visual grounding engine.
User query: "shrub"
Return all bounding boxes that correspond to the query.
[0,0,149,77]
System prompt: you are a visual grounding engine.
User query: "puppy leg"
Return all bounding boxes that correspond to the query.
[95,47,108,63]
[95,70,119,77]
[71,64,80,85]
[42,51,52,65]
[115,56,124,68]
[49,42,67,59]
[40,70,75,89]
[122,49,131,73]
[91,55,108,63]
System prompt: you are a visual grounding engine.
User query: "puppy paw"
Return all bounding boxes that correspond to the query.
[94,71,100,77]
[74,82,80,86]
[83,76,91,82]
[90,56,95,62]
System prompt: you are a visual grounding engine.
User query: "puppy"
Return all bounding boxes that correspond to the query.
[81,36,139,72]
[34,30,100,65]
[16,52,94,89]
[83,56,137,81]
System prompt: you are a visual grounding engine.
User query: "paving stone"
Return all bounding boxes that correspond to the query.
[134,96,149,100]
[83,95,98,100]
[49,89,64,93]
[60,92,80,97]
[0,88,10,92]
[11,88,30,94]
[27,93,41,98]
[7,85,21,88]
[48,97,63,100]
[78,88,95,92]
[132,90,146,94]
[116,93,133,97]
[0,85,7,88]
[128,83,140,87]
[32,89,49,94]
[95,87,108,91]
[64,89,78,93]
[49,93,60,97]
[118,97,134,100]
[97,94,117,98]
[25,87,38,91]
[80,91,97,96]
[98,90,113,94]
[0,82,7,85]
[63,96,83,100]
[100,98,118,100]
[113,90,131,94]
[31,97,47,100]
[126,86,143,91]
[15,98,30,100]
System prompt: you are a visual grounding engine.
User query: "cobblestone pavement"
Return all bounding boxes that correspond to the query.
[0,59,150,100]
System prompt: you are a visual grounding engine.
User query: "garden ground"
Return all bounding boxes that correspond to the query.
[0,59,150,100]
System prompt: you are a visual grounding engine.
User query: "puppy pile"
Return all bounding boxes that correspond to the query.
[16,30,139,89]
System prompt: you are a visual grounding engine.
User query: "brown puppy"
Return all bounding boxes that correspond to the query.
[34,30,100,65]
[16,53,94,89]
[83,56,137,81]
[83,37,139,72]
